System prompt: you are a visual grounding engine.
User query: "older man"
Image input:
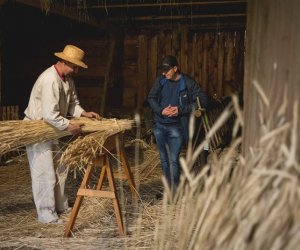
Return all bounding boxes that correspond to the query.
[24,45,100,223]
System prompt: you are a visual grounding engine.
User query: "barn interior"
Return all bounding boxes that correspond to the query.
[0,0,246,118]
[1,0,300,249]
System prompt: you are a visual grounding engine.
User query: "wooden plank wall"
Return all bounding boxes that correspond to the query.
[122,29,245,109]
[75,36,124,115]
[74,38,109,113]
[2,30,244,116]
[0,105,19,120]
[243,0,300,159]
[122,36,139,109]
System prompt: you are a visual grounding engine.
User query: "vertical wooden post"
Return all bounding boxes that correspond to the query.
[217,32,225,98]
[164,31,172,56]
[201,33,209,93]
[180,28,188,74]
[224,32,234,96]
[209,33,218,97]
[196,33,203,89]
[171,30,180,57]
[243,0,300,159]
[14,106,19,120]
[137,34,148,109]
[147,35,158,94]
[101,35,116,115]
[2,106,6,121]
[234,31,245,94]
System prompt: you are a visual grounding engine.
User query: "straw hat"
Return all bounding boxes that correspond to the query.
[54,45,88,68]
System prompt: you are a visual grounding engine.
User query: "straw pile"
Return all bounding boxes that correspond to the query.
[0,118,134,155]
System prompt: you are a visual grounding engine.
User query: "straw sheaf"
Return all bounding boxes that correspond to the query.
[0,118,134,155]
[60,129,122,169]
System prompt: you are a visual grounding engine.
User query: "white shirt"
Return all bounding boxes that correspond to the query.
[24,65,84,130]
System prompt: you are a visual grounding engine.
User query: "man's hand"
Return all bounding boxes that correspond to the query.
[67,123,83,135]
[162,105,179,117]
[81,111,101,120]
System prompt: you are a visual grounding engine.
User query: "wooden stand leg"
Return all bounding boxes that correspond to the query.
[64,196,84,237]
[97,163,107,190]
[120,150,137,200]
[64,135,135,238]
[64,165,93,237]
[105,155,125,236]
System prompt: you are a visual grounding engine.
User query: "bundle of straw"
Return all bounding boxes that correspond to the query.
[0,118,134,155]
[60,129,122,169]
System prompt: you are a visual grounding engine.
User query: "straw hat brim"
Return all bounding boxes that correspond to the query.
[54,52,88,69]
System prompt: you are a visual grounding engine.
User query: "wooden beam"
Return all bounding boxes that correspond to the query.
[217,32,225,97]
[77,1,247,9]
[101,35,116,115]
[15,0,113,30]
[122,22,246,31]
[242,0,300,159]
[108,13,246,21]
[137,34,148,109]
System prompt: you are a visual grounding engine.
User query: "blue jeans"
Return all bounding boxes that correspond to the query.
[154,122,183,188]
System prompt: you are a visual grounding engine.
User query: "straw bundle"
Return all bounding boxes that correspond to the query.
[0,118,134,155]
[60,129,126,169]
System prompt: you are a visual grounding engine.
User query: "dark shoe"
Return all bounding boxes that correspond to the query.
[49,219,64,224]
[57,207,72,215]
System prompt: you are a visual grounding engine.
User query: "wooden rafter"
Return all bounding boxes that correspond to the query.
[74,0,246,9]
[135,22,246,31]
[108,13,246,21]
[15,0,113,30]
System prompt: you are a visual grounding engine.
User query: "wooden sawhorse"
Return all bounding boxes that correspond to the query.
[64,132,136,237]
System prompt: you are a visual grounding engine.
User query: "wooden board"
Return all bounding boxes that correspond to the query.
[243,0,300,159]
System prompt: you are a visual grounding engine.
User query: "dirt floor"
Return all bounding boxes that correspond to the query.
[0,145,164,249]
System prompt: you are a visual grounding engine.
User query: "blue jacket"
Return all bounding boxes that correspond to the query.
[148,73,208,143]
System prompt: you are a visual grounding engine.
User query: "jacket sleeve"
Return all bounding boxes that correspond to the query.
[179,77,208,115]
[147,77,164,115]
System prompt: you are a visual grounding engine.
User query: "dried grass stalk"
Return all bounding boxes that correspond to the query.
[154,93,300,250]
[0,118,133,155]
[60,130,119,169]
